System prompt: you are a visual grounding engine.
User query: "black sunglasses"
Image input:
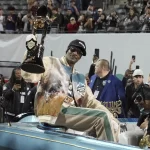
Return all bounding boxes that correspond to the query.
[70,47,83,56]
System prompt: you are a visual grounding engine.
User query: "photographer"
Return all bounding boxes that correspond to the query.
[67,17,79,33]
[140,6,150,32]
[94,13,106,32]
[84,15,94,33]
[2,67,33,122]
[126,69,145,118]
[106,11,120,32]
[123,8,139,32]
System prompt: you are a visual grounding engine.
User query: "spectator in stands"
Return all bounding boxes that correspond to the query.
[123,8,139,32]
[94,8,103,21]
[70,0,80,20]
[126,69,144,118]
[0,74,5,96]
[106,11,120,32]
[140,6,150,32]
[82,0,91,10]
[132,0,143,15]
[77,14,86,33]
[141,0,150,15]
[67,17,79,33]
[30,1,39,17]
[75,0,82,11]
[5,6,17,34]
[58,7,65,31]
[94,13,106,32]
[22,10,34,33]
[86,3,94,16]
[64,8,76,31]
[52,0,61,8]
[16,13,24,33]
[61,0,70,10]
[124,0,133,13]
[3,67,33,122]
[89,59,126,118]
[84,15,94,33]
[27,0,36,10]
[0,8,4,32]
[49,7,63,33]
[47,0,53,18]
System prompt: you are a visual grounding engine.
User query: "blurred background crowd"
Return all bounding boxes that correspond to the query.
[1,0,150,33]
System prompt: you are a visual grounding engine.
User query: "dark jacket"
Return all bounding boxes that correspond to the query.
[126,83,140,118]
[23,86,37,113]
[88,63,95,79]
[3,81,32,116]
[89,74,126,117]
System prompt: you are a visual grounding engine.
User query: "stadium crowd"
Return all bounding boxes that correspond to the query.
[0,0,150,33]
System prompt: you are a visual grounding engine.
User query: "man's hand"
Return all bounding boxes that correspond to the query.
[12,84,21,91]
[140,118,149,130]
[130,59,135,64]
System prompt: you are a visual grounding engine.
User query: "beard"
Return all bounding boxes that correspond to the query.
[66,53,80,65]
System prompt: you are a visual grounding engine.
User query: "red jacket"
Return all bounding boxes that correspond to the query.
[67,23,79,33]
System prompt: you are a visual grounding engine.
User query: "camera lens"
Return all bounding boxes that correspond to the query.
[136,94,143,102]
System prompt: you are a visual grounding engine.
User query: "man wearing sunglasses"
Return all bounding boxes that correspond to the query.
[21,38,120,142]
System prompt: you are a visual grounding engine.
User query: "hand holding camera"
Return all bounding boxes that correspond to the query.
[12,80,21,91]
[7,16,12,21]
[12,84,21,91]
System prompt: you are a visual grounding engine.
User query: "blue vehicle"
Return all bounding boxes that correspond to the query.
[0,113,143,150]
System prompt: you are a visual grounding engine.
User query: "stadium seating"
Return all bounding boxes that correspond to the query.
[0,0,28,15]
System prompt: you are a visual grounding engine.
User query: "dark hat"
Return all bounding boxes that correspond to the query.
[37,5,48,17]
[68,39,86,56]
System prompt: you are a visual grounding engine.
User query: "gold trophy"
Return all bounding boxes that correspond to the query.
[21,5,49,74]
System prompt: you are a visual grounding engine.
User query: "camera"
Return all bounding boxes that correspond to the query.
[134,94,143,104]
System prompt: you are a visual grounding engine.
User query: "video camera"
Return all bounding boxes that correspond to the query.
[132,84,150,126]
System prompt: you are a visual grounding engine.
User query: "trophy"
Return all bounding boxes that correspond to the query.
[21,5,49,74]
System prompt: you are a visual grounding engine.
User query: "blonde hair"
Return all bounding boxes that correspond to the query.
[97,59,110,71]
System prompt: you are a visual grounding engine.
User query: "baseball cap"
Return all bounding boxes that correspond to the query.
[67,39,86,56]
[70,17,75,21]
[98,8,103,12]
[132,69,144,77]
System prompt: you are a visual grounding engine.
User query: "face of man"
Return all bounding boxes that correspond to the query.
[65,47,82,65]
[98,10,102,15]
[129,9,134,16]
[67,10,72,15]
[95,61,103,76]
[146,8,150,15]
[52,10,57,15]
[15,69,22,80]
[133,75,143,86]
